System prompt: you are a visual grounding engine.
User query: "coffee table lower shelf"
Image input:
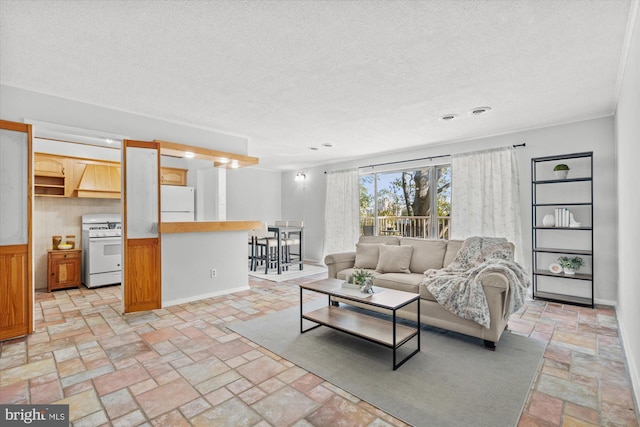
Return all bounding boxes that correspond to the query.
[302,305,419,370]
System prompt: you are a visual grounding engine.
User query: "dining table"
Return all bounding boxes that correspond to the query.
[268,224,304,274]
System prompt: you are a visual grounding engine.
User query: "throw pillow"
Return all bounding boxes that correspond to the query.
[354,243,381,269]
[376,245,413,273]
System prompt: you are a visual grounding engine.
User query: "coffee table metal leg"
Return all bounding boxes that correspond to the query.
[392,309,397,370]
[299,287,323,334]
[392,298,421,370]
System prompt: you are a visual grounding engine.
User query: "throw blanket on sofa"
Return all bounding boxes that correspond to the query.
[423,236,530,328]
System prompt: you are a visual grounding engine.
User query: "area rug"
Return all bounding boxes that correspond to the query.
[228,300,546,427]
[247,263,327,282]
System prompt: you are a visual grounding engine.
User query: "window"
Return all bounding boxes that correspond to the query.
[359,165,451,239]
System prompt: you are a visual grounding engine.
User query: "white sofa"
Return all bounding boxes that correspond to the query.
[324,235,516,349]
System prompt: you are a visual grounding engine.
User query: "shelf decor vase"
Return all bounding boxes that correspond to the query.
[542,214,555,227]
[563,268,575,275]
[554,170,569,179]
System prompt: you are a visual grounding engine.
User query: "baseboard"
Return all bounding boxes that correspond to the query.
[616,305,640,419]
[594,297,617,306]
[162,285,250,307]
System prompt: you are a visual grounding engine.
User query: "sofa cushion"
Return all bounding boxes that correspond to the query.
[354,243,381,269]
[358,236,400,245]
[373,273,423,294]
[375,245,413,273]
[443,240,464,267]
[400,238,448,273]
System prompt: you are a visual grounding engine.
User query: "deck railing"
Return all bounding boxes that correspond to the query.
[360,215,450,240]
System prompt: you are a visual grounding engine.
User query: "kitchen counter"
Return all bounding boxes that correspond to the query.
[160,220,261,234]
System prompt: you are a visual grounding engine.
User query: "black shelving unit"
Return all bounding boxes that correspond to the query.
[531,152,594,307]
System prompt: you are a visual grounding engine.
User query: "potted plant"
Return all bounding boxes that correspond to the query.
[557,256,584,275]
[351,268,374,287]
[553,163,570,179]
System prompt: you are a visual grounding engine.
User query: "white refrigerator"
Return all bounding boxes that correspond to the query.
[161,185,195,222]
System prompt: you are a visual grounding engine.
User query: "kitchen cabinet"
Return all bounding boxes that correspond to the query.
[48,249,82,291]
[160,167,187,186]
[34,153,68,197]
[34,153,122,198]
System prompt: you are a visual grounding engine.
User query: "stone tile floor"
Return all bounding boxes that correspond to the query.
[1,272,638,426]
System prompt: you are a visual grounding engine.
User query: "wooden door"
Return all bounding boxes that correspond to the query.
[0,120,32,341]
[122,140,161,312]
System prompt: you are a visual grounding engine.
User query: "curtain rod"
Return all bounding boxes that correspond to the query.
[323,143,526,174]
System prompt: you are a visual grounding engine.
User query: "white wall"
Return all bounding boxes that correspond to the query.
[614,5,640,412]
[281,168,326,263]
[226,167,282,224]
[283,117,618,303]
[1,85,247,152]
[161,231,249,306]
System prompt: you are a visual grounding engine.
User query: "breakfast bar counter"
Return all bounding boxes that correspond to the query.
[160,220,261,234]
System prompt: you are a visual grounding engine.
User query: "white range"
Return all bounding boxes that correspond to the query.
[81,213,122,288]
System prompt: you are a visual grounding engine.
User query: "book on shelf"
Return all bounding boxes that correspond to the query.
[554,207,570,227]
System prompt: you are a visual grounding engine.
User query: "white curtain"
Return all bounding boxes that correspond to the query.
[323,169,360,260]
[451,147,524,263]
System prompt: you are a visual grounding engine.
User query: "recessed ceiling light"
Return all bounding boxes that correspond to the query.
[322,143,333,148]
[219,157,229,164]
[184,151,195,158]
[440,114,457,121]
[105,138,114,144]
[309,147,319,151]
[470,106,492,115]
[231,160,239,169]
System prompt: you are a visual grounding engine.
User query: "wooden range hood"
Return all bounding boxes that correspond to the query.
[75,162,121,198]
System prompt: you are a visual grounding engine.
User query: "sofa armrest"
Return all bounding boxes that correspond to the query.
[480,272,510,319]
[324,252,356,278]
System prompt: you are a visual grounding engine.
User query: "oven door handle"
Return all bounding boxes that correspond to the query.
[89,236,122,243]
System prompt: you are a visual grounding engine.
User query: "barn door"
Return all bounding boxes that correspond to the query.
[0,120,32,340]
[122,140,161,312]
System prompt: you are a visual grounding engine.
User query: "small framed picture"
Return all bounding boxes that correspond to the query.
[346,274,354,284]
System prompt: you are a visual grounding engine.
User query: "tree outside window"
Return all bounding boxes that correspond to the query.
[359,165,451,239]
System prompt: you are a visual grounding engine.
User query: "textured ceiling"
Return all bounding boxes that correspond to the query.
[0,0,635,170]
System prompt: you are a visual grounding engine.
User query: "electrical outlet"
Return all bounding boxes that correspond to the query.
[210,269,217,278]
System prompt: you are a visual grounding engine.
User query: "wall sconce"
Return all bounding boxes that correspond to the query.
[295,172,306,182]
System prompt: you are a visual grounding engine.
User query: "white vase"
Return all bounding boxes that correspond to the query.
[563,267,575,275]
[554,170,569,179]
[542,214,555,227]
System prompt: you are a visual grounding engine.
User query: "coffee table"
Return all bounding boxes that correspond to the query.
[299,278,420,370]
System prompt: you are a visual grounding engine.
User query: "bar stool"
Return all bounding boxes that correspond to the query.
[254,223,287,273]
